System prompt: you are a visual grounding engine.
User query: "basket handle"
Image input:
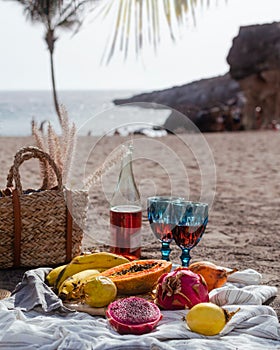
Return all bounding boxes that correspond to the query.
[7,153,49,191]
[6,147,63,195]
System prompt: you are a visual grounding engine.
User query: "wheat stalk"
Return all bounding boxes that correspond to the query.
[53,130,63,171]
[47,122,60,188]
[63,122,77,186]
[32,119,47,153]
[60,105,71,165]
[83,145,128,191]
[32,105,77,189]
[32,120,49,187]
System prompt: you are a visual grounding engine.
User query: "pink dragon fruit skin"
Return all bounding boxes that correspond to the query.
[155,268,209,310]
[106,297,162,335]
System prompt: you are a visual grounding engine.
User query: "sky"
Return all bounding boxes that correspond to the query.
[0,0,280,91]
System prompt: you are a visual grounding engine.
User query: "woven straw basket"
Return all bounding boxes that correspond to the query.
[0,147,88,268]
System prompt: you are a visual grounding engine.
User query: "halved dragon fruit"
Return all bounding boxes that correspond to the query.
[106,297,162,335]
[155,268,209,310]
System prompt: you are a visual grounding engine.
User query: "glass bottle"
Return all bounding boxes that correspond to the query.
[110,144,142,259]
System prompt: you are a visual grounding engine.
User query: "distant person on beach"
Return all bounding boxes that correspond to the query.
[228,106,242,131]
[216,114,225,132]
[270,120,280,131]
[255,106,263,129]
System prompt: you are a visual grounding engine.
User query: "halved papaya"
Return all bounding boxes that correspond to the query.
[100,259,172,295]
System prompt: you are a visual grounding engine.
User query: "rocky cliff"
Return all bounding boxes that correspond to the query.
[114,21,280,132]
[227,22,280,129]
[114,74,244,132]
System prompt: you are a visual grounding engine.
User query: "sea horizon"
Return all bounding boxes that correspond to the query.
[0,90,170,137]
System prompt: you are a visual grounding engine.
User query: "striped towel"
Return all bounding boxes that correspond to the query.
[0,268,279,349]
[210,268,277,306]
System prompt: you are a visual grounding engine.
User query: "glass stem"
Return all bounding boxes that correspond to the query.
[161,242,171,261]
[180,248,191,267]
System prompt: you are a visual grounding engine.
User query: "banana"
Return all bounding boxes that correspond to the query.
[46,264,67,286]
[71,252,129,268]
[58,269,100,301]
[54,252,129,292]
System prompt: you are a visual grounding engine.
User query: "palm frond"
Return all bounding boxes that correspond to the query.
[14,0,96,33]
[138,0,143,50]
[124,0,133,60]
[99,0,214,64]
[146,0,152,45]
[103,0,125,64]
[134,1,140,56]
[153,0,160,46]
[163,0,175,41]
[56,18,81,30]
[119,0,129,52]
[57,1,77,19]
[55,0,95,32]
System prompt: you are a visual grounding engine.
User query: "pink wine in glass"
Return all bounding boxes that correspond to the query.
[110,204,142,259]
[150,223,173,243]
[172,223,206,250]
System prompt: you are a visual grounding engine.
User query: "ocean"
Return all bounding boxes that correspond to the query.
[0,90,170,137]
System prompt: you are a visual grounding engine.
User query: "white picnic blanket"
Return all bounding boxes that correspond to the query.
[0,268,279,350]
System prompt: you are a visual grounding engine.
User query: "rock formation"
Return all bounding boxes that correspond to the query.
[227,21,280,130]
[114,21,280,132]
[114,74,244,133]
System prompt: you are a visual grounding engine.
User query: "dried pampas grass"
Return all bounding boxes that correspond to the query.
[83,145,128,191]
[32,105,77,188]
[32,105,128,192]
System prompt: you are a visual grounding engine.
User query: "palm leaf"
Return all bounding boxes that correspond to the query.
[124,0,133,59]
[163,0,175,41]
[134,1,139,56]
[55,1,94,30]
[138,0,143,50]
[119,0,128,51]
[146,0,152,45]
[99,0,216,63]
[103,0,125,64]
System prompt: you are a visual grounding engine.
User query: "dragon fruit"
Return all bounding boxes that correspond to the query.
[155,268,209,310]
[106,297,162,335]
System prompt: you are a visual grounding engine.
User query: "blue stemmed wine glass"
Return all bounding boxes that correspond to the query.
[147,196,183,261]
[171,201,208,267]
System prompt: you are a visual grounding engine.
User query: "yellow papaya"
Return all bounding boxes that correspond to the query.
[101,259,172,295]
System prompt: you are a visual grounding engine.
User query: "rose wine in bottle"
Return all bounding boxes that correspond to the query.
[110,144,142,259]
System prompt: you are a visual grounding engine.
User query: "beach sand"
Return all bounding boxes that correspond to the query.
[0,131,279,317]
